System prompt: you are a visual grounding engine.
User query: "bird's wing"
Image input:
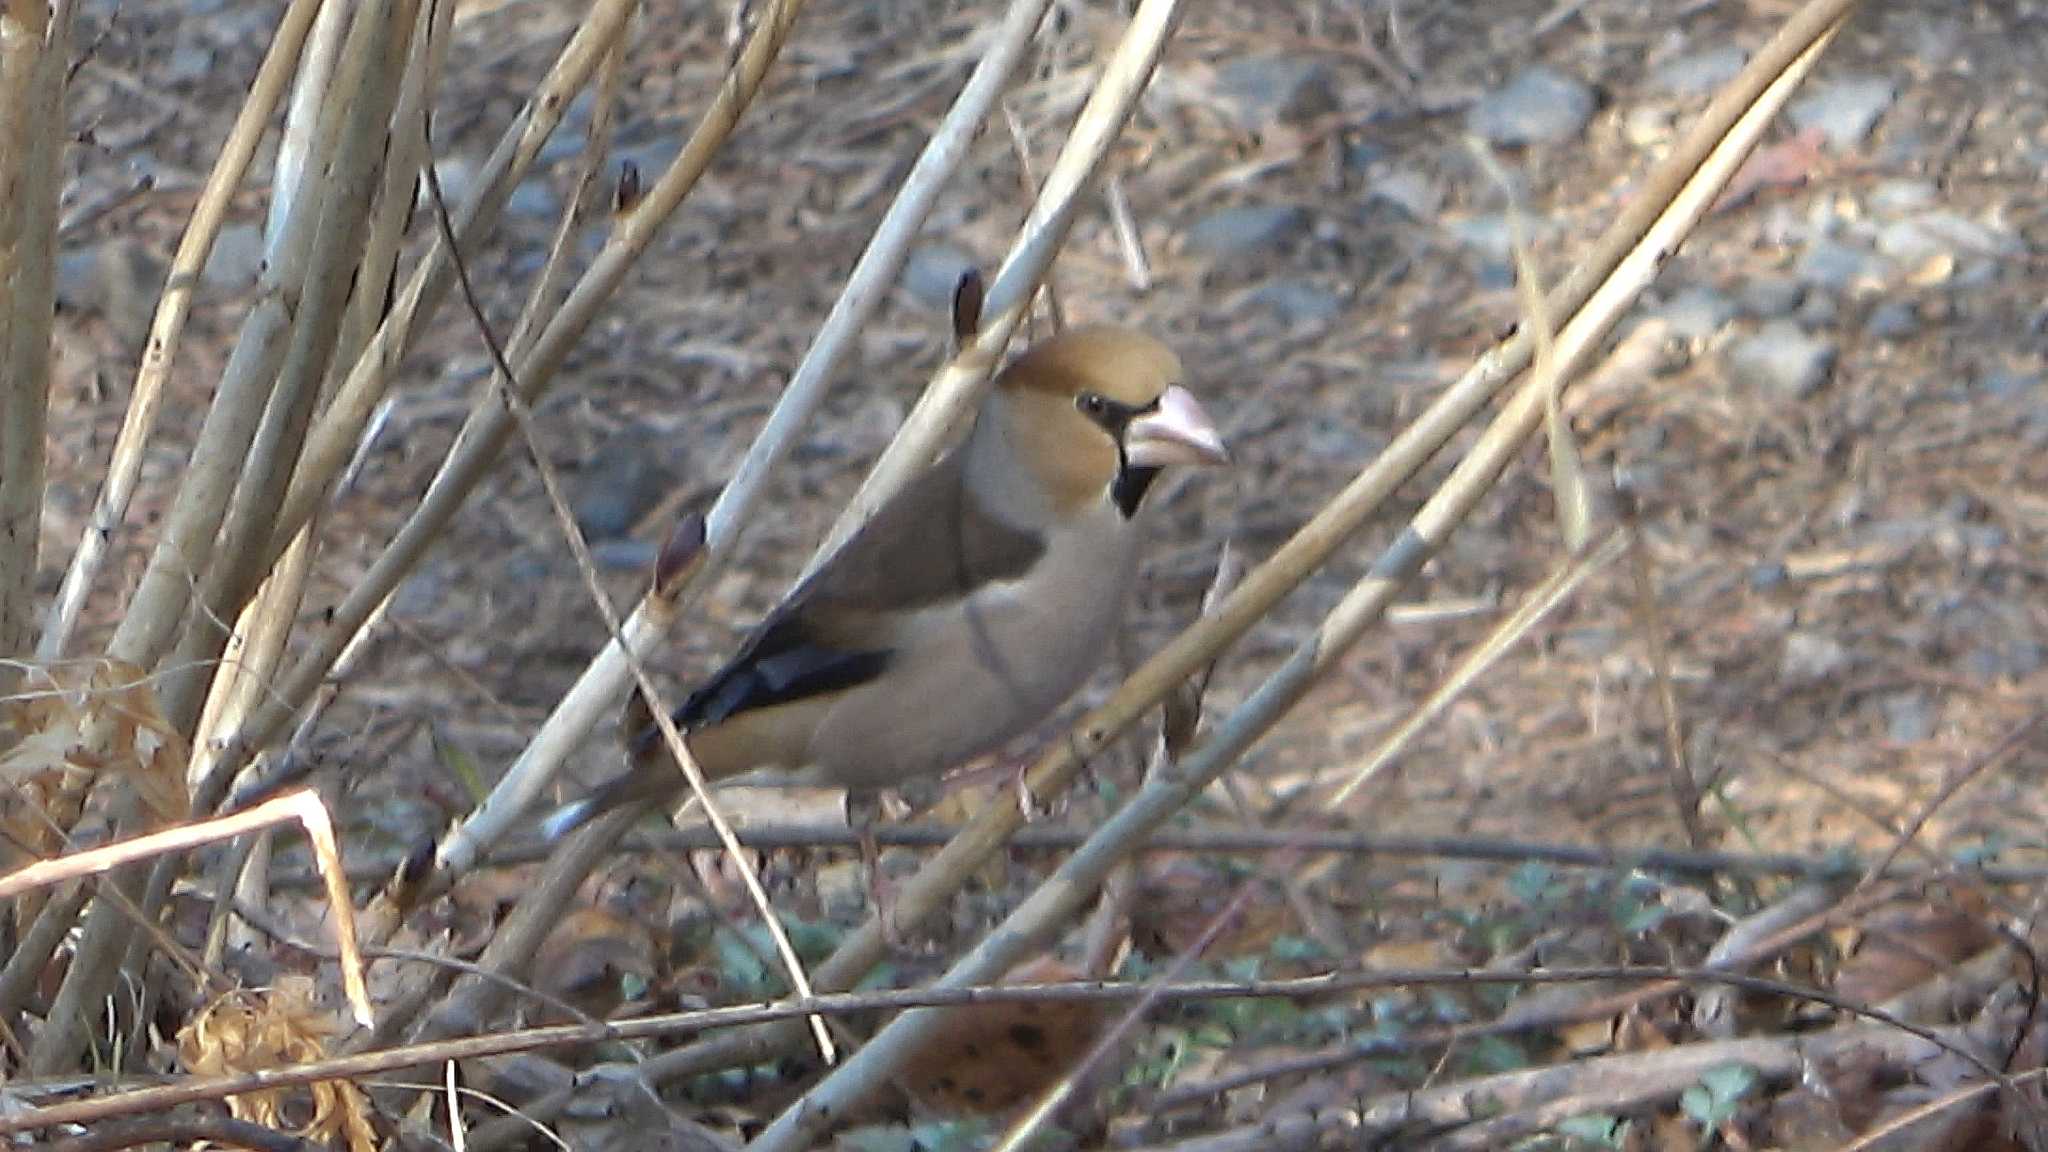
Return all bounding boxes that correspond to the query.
[675,448,1047,728]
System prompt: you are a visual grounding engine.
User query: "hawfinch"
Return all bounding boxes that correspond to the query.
[543,325,1228,839]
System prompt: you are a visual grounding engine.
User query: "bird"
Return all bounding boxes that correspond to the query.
[541,324,1229,842]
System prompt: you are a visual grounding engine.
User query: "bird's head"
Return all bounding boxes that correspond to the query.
[994,325,1229,517]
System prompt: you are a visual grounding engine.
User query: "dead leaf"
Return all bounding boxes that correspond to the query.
[896,957,1106,1117]
[179,977,377,1152]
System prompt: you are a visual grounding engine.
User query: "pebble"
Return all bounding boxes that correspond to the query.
[1788,74,1897,149]
[1465,67,1595,146]
[1795,239,1885,293]
[203,222,267,290]
[573,434,679,542]
[1726,320,1837,399]
[1445,214,1515,262]
[1244,278,1344,326]
[1184,204,1310,257]
[1369,168,1440,220]
[902,243,979,311]
[1868,179,1939,215]
[1881,692,1936,743]
[1780,630,1850,685]
[1651,46,1747,98]
[1212,56,1337,130]
[1738,277,1805,318]
[1863,300,1917,340]
[1654,285,1737,342]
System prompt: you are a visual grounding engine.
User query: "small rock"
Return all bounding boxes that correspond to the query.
[1465,67,1594,146]
[203,222,266,290]
[1788,74,1897,149]
[1655,285,1737,342]
[1795,239,1884,292]
[167,42,214,82]
[1244,279,1344,326]
[1445,213,1515,262]
[1652,46,1747,98]
[902,243,978,311]
[1964,638,2044,684]
[54,248,101,313]
[1881,692,1935,743]
[573,436,678,542]
[1976,371,2042,399]
[1738,277,1805,318]
[1863,300,1917,340]
[1212,56,1337,130]
[1727,320,1837,399]
[1875,212,2016,265]
[1780,630,1849,685]
[507,178,558,219]
[1184,204,1310,258]
[591,538,658,572]
[1342,135,1387,174]
[1622,106,1677,148]
[1369,168,1440,220]
[1869,179,1939,215]
[1799,292,1840,328]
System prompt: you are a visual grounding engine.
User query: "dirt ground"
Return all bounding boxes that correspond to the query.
[35,0,2048,1144]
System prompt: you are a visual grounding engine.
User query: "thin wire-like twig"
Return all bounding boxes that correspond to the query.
[415,88,835,1061]
[3,961,2013,1137]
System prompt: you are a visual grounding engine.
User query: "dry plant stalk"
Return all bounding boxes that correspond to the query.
[0,788,372,1027]
[0,0,69,675]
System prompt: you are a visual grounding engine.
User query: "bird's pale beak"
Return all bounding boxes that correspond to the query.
[1125,385,1230,469]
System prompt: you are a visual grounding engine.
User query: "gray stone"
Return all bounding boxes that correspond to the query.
[1727,320,1837,399]
[1465,67,1594,146]
[203,222,266,290]
[1655,285,1737,341]
[573,438,677,542]
[1876,212,2016,265]
[1965,638,2044,683]
[1738,277,1805,317]
[55,248,100,313]
[902,243,978,311]
[1245,279,1344,326]
[1184,204,1310,257]
[1780,630,1849,685]
[167,42,214,82]
[1369,168,1440,220]
[1869,179,1939,215]
[1796,239,1884,292]
[1864,300,1917,340]
[1788,74,1897,149]
[1652,47,1747,98]
[1446,213,1514,262]
[591,538,658,572]
[1976,371,2042,399]
[508,177,558,220]
[1212,56,1337,130]
[1798,291,1839,328]
[1881,692,1935,743]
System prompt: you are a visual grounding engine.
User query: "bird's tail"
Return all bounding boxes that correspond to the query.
[539,769,670,841]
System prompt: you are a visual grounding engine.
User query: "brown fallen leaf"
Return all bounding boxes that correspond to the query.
[895,957,1107,1117]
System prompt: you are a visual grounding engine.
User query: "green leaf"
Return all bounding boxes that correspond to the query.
[1701,1061,1759,1104]
[430,723,489,804]
[1555,1113,1626,1147]
[1508,862,1556,907]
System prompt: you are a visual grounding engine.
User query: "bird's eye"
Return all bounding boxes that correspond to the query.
[1077,392,1109,417]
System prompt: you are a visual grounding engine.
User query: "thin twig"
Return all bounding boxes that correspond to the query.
[416,92,834,1061]
[5,962,2011,1137]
